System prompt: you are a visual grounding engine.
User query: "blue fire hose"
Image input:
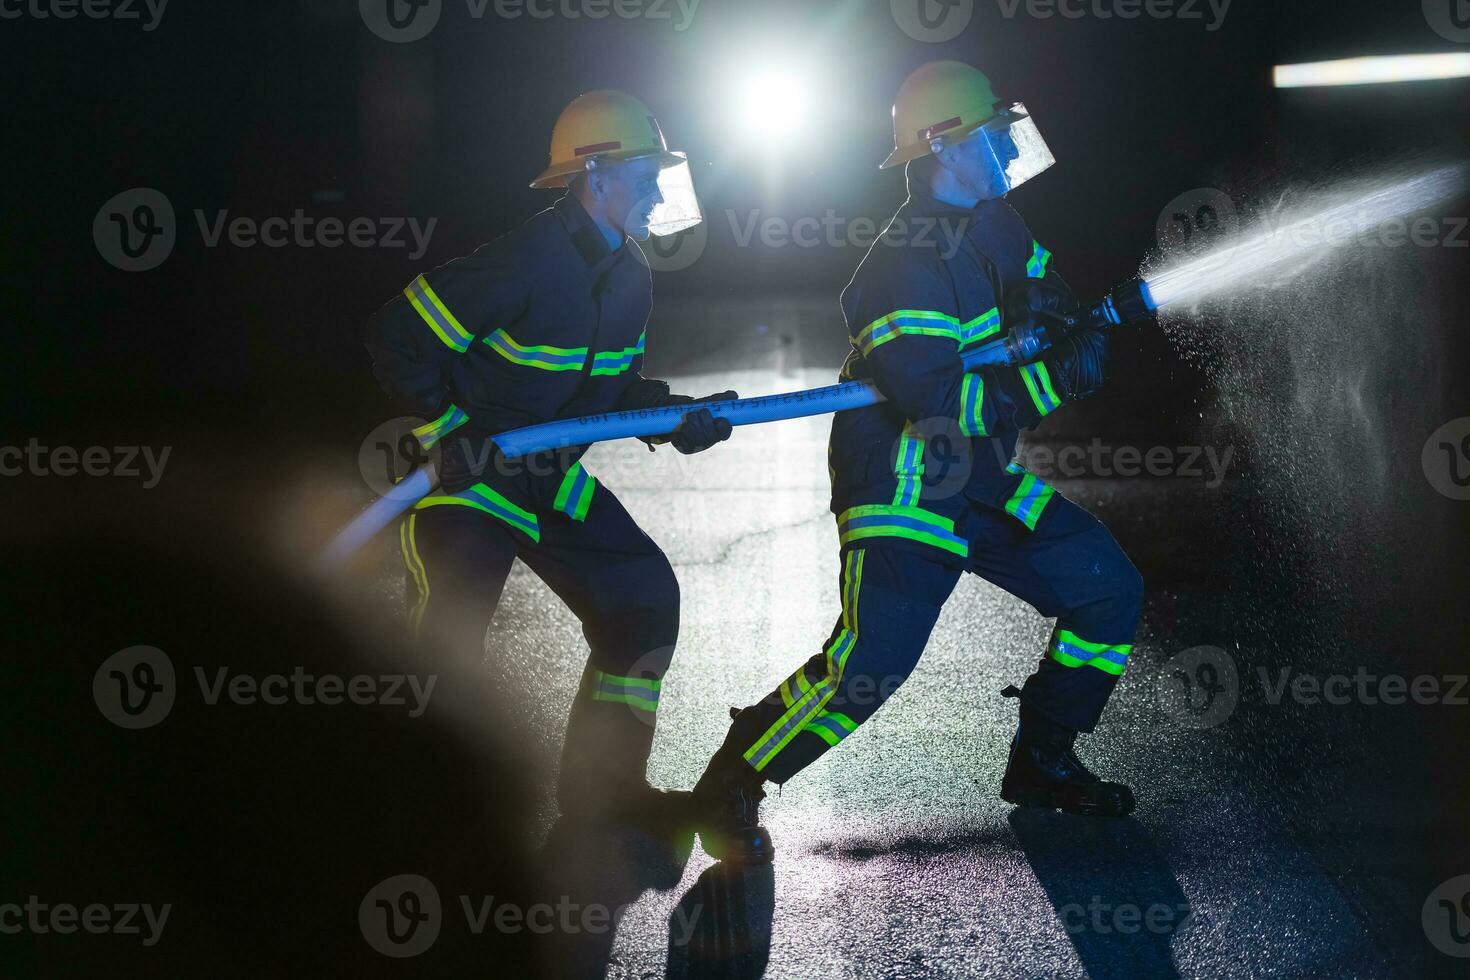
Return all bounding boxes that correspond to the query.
[319,279,1154,570]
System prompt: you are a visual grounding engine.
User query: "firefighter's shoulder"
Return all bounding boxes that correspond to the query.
[846,219,954,302]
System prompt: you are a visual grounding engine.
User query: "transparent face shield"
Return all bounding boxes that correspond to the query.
[594,151,703,241]
[643,154,702,238]
[974,103,1056,196]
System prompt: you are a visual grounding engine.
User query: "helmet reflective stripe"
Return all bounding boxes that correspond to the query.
[919,116,964,141]
[574,140,623,156]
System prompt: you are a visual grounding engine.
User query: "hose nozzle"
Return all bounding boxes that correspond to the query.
[1071,277,1158,332]
[963,275,1160,372]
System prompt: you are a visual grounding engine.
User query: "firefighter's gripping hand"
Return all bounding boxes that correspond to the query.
[670,391,737,454]
[1005,276,1079,332]
[1046,328,1111,402]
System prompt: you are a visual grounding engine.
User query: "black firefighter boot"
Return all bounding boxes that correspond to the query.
[689,707,775,864]
[1000,691,1136,817]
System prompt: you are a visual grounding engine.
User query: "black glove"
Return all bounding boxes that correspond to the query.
[639,390,737,454]
[1009,276,1109,401]
[1005,275,1078,333]
[670,391,737,454]
[1045,328,1110,401]
[671,401,736,453]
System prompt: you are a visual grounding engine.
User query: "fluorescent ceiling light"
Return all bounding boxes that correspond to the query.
[1274,53,1470,88]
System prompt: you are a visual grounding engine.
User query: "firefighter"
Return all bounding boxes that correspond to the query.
[691,62,1143,863]
[366,90,733,816]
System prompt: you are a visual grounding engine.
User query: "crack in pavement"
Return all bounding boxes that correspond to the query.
[668,507,833,569]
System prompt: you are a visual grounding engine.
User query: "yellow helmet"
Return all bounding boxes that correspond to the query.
[881,61,999,170]
[530,90,684,189]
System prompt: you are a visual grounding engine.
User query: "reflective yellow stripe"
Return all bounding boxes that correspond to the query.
[958,307,1002,348]
[1003,467,1055,531]
[959,372,987,437]
[485,329,588,371]
[405,275,473,353]
[590,331,646,376]
[891,423,925,507]
[553,463,596,522]
[746,551,867,772]
[414,483,541,542]
[837,504,969,558]
[1027,241,1052,278]
[1049,629,1130,676]
[1019,361,1062,416]
[855,309,961,356]
[412,404,469,449]
[744,675,836,772]
[401,514,431,636]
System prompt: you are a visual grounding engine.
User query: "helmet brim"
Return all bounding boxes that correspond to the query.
[879,117,986,170]
[531,149,688,189]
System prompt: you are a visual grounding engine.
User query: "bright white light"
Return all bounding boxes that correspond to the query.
[1274,53,1470,88]
[738,68,809,139]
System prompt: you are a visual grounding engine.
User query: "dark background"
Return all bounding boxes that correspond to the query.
[4,1,1470,975]
[4,0,1464,440]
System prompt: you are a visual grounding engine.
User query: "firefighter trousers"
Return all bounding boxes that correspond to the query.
[400,481,678,806]
[726,493,1143,784]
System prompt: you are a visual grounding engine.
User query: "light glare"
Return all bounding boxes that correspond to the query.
[739,68,808,139]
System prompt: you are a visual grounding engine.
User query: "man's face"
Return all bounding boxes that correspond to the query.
[601,157,665,241]
[941,128,1014,201]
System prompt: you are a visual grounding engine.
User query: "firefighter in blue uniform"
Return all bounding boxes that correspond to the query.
[367,91,732,815]
[692,62,1144,862]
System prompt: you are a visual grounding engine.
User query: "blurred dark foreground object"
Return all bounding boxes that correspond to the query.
[1,509,547,978]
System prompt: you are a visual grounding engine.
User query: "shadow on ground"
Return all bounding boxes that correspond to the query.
[1010,810,1189,980]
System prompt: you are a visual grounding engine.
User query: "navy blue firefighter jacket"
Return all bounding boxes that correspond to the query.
[365,194,676,540]
[829,181,1093,567]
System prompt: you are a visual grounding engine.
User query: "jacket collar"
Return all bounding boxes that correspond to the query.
[555,193,623,273]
